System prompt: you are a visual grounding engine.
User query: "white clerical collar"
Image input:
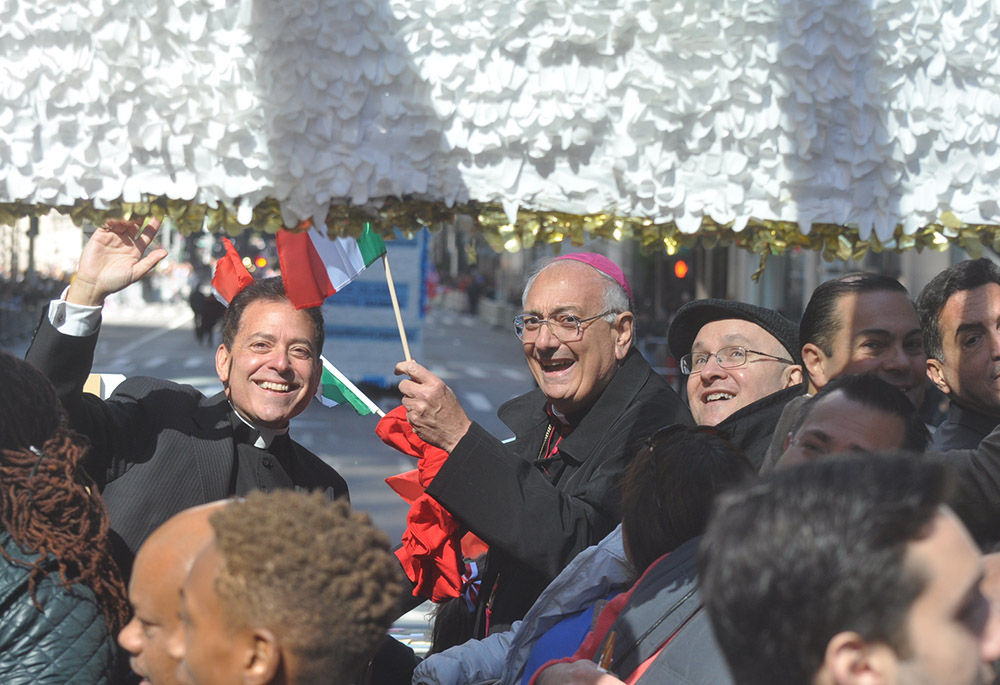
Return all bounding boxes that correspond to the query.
[231,405,289,449]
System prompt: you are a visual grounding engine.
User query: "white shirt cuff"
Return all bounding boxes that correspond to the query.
[48,287,102,337]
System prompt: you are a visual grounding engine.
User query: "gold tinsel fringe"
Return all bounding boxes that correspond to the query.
[2,198,996,280]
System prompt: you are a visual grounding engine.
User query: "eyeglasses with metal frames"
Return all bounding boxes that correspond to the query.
[513,310,616,342]
[680,345,794,375]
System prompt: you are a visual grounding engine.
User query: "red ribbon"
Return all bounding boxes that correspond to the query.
[377,406,487,601]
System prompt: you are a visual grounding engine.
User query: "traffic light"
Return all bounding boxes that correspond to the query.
[674,259,689,279]
[254,255,268,268]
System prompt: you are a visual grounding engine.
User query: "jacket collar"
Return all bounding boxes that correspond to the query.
[714,383,804,463]
[717,383,804,434]
[498,348,653,464]
[946,399,1000,438]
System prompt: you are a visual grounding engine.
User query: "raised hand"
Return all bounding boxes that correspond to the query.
[67,218,170,306]
[395,359,472,453]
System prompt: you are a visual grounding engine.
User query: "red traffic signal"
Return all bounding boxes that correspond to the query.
[674,259,689,279]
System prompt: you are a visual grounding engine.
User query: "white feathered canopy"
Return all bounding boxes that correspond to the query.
[3,0,1000,258]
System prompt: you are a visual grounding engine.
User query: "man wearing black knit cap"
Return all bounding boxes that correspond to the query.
[668,299,803,467]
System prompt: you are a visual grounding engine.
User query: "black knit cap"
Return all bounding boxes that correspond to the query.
[667,299,801,365]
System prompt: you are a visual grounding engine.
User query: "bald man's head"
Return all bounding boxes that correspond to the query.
[118,501,229,685]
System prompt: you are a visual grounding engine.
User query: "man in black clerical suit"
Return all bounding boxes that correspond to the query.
[25,218,347,571]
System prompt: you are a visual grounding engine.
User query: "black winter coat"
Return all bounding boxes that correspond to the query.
[426,348,691,635]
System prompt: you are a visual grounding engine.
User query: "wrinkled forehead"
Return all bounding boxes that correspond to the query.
[939,282,1000,330]
[691,318,782,354]
[799,391,906,450]
[525,261,608,310]
[835,289,918,330]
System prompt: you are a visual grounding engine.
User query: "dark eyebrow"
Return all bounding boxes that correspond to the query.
[798,428,832,443]
[854,327,924,340]
[853,328,892,339]
[248,332,315,351]
[955,322,988,339]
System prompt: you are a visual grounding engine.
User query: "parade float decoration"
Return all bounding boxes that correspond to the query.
[2,0,1000,262]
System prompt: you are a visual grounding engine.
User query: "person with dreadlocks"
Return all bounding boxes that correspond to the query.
[0,351,130,684]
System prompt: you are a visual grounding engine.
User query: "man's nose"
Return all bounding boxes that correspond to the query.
[882,344,910,373]
[989,330,1000,359]
[700,354,728,381]
[267,348,292,372]
[118,617,141,654]
[165,623,185,661]
[533,321,562,349]
[980,598,1000,664]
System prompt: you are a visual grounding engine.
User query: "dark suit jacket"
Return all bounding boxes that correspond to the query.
[26,316,348,562]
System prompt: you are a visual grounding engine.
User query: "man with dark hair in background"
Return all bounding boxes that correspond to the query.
[761,272,925,469]
[700,454,1000,685]
[25,218,347,571]
[172,492,402,685]
[917,258,1000,450]
[773,373,930,470]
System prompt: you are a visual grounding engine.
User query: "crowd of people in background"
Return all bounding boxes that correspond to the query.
[0,271,69,346]
[7,216,1000,685]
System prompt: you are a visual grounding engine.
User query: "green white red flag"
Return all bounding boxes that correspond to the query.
[316,356,383,416]
[276,223,387,309]
[211,237,255,305]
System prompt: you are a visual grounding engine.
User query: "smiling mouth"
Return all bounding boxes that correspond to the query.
[257,381,293,392]
[704,392,735,402]
[540,359,574,373]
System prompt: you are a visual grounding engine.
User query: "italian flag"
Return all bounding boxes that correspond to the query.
[317,356,383,416]
[276,222,387,309]
[211,237,255,305]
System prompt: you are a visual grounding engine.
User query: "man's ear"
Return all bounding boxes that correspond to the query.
[245,628,282,685]
[216,344,232,387]
[782,364,804,388]
[823,631,894,685]
[801,343,831,392]
[614,312,635,360]
[926,357,952,396]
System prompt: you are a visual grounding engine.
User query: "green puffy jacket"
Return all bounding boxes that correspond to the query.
[0,530,119,684]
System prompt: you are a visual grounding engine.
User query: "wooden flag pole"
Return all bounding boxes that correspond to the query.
[382,256,412,361]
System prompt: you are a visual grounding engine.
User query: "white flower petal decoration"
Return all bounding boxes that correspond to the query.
[1,0,1000,251]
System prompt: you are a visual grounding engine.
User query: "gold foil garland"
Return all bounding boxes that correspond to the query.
[2,197,999,279]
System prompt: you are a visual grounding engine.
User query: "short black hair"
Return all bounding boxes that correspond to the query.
[620,425,753,574]
[790,374,930,453]
[221,277,324,353]
[211,492,403,684]
[699,454,952,685]
[916,258,1000,361]
[800,272,909,356]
